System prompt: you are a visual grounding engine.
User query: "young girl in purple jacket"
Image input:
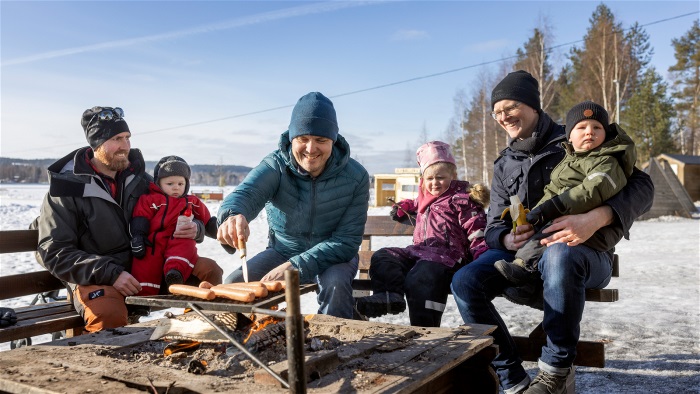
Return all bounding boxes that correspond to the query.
[355,141,489,327]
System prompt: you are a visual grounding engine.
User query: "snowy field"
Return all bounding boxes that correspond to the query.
[1,184,698,393]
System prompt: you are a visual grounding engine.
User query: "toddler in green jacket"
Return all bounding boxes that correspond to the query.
[495,101,638,284]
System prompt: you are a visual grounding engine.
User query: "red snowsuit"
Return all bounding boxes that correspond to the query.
[131,182,212,296]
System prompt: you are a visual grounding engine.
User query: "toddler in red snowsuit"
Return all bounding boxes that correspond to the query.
[130,156,217,296]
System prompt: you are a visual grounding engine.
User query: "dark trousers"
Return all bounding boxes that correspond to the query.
[369,247,457,327]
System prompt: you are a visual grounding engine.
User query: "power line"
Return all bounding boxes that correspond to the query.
[6,10,698,156]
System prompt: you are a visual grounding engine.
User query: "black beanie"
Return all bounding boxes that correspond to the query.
[154,156,191,195]
[491,70,541,111]
[288,92,339,142]
[81,106,130,149]
[565,101,610,140]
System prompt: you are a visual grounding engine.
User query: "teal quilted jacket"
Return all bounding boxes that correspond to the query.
[218,132,370,282]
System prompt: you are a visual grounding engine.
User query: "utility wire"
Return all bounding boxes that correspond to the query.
[6,10,698,156]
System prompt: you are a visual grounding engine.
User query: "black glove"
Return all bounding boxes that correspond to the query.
[131,235,150,259]
[0,307,17,328]
[526,197,566,227]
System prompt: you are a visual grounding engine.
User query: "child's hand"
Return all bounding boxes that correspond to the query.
[389,200,413,223]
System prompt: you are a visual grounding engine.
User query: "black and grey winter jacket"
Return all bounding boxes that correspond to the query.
[34,147,151,289]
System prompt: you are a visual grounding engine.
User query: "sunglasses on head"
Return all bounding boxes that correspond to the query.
[95,107,124,121]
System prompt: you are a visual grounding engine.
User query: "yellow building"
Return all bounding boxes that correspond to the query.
[373,168,421,207]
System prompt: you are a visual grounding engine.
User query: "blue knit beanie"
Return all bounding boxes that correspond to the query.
[288,92,339,142]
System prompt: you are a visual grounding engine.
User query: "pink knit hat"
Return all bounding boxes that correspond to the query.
[416,141,456,174]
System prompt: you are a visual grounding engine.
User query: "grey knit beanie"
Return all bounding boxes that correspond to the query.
[154,155,191,194]
[288,92,339,142]
[491,70,541,111]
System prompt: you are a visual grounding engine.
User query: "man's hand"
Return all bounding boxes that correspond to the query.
[172,220,198,239]
[217,214,250,248]
[113,271,142,297]
[540,205,614,247]
[261,261,295,282]
[503,223,535,251]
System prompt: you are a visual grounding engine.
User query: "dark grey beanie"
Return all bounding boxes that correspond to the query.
[154,155,191,194]
[81,106,130,149]
[491,70,541,111]
[288,92,339,142]
[565,101,610,140]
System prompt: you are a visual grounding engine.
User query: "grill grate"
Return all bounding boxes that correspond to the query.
[125,284,318,313]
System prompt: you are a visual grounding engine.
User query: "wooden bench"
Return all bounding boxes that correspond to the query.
[352,215,620,370]
[0,229,84,348]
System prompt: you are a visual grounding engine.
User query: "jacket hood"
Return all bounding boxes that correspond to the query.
[47,147,147,198]
[277,130,351,179]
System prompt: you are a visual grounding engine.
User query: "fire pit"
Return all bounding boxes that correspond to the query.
[0,314,497,393]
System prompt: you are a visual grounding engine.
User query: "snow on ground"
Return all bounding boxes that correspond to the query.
[1,184,698,393]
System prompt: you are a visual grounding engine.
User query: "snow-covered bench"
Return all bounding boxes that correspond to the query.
[0,229,84,348]
[352,215,619,369]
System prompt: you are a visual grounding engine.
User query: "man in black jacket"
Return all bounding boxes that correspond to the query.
[450,71,653,394]
[34,106,221,332]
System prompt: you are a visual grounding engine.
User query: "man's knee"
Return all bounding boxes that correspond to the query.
[193,256,223,285]
[75,285,128,332]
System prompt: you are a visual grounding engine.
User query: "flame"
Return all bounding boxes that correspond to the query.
[242,315,283,343]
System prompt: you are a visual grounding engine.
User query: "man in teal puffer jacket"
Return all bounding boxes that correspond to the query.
[217,92,370,318]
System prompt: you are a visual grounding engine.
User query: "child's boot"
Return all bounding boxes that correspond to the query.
[355,291,406,318]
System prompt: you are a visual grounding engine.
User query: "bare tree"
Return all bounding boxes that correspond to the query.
[514,14,557,113]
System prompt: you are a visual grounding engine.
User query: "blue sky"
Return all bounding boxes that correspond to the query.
[1,1,698,175]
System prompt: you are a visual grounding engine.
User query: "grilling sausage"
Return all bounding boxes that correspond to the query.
[168,284,216,300]
[260,281,284,292]
[198,281,214,289]
[243,281,284,292]
[211,287,255,302]
[215,283,268,298]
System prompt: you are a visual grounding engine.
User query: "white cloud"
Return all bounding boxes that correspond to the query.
[2,1,382,67]
[466,38,509,53]
[390,29,429,42]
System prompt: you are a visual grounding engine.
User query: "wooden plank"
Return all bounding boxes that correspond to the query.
[0,311,84,343]
[394,344,499,394]
[363,216,414,237]
[0,229,38,254]
[354,279,619,303]
[0,271,64,300]
[513,336,606,368]
[585,288,619,302]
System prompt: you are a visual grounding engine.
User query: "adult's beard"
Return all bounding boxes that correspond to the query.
[94,148,130,172]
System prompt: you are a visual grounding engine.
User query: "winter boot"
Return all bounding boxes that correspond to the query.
[355,291,406,318]
[524,362,572,394]
[165,269,184,286]
[502,282,544,310]
[495,258,537,285]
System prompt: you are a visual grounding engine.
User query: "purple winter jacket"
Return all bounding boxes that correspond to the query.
[397,180,489,268]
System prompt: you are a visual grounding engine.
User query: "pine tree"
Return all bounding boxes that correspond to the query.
[623,67,676,163]
[669,20,700,155]
[566,4,652,119]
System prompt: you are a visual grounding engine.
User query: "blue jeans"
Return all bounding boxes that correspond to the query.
[224,247,358,319]
[450,244,612,390]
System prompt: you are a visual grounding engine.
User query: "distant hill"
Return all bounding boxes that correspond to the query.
[0,157,251,186]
